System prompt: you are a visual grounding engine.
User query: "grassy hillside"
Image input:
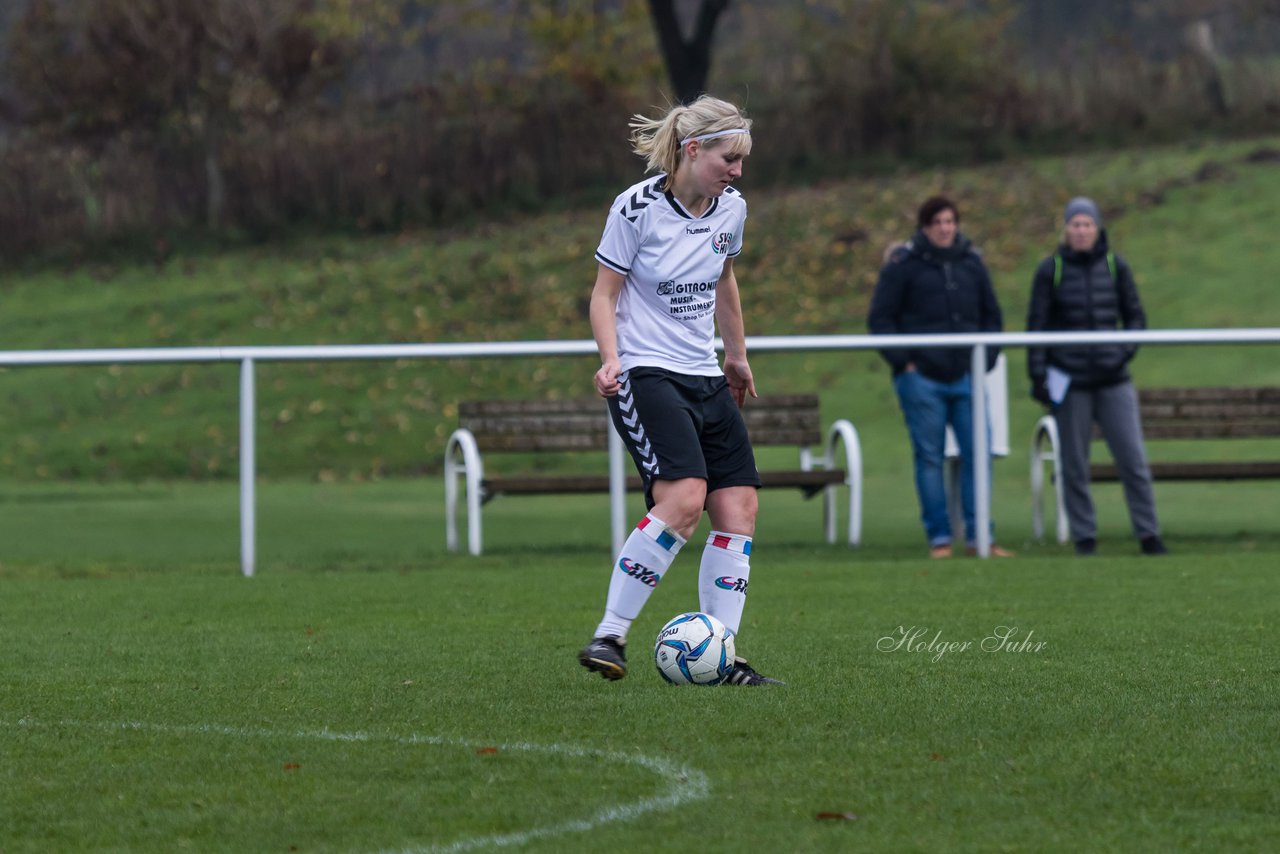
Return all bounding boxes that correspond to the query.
[3,136,1280,482]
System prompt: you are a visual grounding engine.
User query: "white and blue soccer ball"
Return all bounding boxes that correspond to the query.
[654,612,736,685]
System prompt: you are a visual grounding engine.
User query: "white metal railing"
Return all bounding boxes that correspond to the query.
[4,328,1279,574]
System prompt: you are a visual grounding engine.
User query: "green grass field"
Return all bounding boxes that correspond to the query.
[3,136,1280,851]
[2,528,1278,851]
[2,474,1279,851]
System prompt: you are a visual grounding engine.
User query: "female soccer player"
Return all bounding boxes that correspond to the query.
[577,95,780,686]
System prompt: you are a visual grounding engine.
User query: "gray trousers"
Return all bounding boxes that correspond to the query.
[1055,380,1161,542]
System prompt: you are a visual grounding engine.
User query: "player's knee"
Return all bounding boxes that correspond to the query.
[708,488,757,536]
[676,515,705,540]
[651,480,708,537]
[659,503,704,540]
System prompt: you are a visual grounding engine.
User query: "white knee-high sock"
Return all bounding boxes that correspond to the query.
[698,531,752,636]
[594,514,686,643]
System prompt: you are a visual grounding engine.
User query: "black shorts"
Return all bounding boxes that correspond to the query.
[607,367,761,508]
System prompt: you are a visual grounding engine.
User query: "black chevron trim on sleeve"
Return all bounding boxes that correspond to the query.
[622,179,662,223]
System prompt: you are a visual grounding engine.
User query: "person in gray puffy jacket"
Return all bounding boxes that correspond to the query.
[1026,197,1167,556]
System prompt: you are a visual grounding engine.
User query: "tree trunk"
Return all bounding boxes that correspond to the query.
[647,0,731,103]
[205,132,226,229]
[1185,20,1231,117]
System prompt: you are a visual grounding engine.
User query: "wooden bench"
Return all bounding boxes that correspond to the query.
[445,394,861,554]
[1031,386,1280,542]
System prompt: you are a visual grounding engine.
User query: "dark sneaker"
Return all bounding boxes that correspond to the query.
[1075,537,1097,556]
[722,657,784,686]
[578,636,627,680]
[1140,535,1169,556]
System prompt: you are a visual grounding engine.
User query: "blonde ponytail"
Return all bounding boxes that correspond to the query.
[629,95,752,181]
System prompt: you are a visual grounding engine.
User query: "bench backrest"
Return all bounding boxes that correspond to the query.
[459,394,824,452]
[1137,387,1280,439]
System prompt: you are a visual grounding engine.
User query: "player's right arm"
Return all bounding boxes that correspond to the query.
[589,264,626,397]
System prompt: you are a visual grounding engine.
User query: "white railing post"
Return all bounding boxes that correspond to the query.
[239,358,256,577]
[971,344,991,558]
[608,410,627,558]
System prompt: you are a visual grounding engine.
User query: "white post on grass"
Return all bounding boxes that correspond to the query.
[971,344,991,558]
[239,358,256,577]
[608,412,627,558]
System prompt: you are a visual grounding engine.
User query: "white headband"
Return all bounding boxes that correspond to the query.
[679,128,749,147]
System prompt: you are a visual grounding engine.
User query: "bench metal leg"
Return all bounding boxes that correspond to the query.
[445,428,484,555]
[824,419,862,546]
[1029,415,1069,544]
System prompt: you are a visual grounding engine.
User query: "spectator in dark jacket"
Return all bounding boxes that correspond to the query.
[868,195,1012,558]
[1026,196,1167,556]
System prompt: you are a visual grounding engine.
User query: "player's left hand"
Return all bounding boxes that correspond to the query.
[723,359,757,408]
[594,359,622,397]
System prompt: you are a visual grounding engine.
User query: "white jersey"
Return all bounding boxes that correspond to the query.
[595,175,747,376]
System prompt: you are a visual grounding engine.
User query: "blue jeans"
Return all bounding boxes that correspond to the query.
[893,371,991,547]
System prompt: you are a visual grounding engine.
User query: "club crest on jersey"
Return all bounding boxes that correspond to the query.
[711,231,734,254]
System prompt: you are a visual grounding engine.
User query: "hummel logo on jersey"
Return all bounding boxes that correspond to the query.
[711,232,735,254]
[619,558,661,587]
[715,576,749,593]
[686,225,711,235]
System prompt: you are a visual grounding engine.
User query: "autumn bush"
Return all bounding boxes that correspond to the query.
[3,0,1280,258]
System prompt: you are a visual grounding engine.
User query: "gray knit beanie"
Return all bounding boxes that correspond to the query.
[1063,196,1102,227]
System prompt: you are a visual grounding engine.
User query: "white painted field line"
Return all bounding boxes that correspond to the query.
[7,718,710,853]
